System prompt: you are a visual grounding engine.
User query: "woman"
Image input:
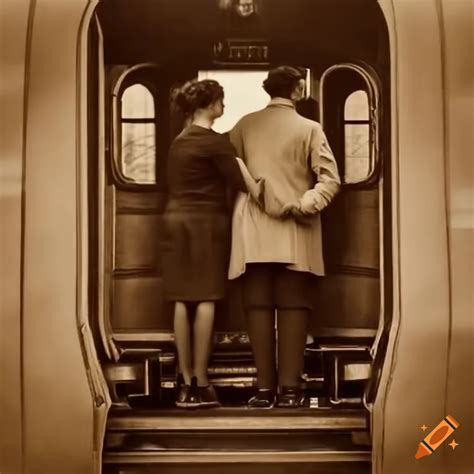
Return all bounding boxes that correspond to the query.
[163,79,261,408]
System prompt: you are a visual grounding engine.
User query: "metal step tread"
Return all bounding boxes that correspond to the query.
[108,408,367,431]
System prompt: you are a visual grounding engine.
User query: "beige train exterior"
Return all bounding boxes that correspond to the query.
[1,1,472,473]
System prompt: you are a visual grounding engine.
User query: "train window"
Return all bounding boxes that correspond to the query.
[119,83,156,184]
[320,63,379,185]
[344,90,370,183]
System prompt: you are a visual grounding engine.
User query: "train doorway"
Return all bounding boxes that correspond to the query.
[85,0,391,470]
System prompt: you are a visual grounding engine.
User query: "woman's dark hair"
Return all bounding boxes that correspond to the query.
[173,79,224,115]
[263,66,306,99]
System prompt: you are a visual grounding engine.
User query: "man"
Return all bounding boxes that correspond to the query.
[229,66,340,408]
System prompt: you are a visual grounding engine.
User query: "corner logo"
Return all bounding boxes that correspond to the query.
[415,415,460,459]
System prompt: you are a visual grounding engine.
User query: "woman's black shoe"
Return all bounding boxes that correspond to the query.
[175,377,199,408]
[277,386,306,408]
[196,384,220,408]
[248,389,276,409]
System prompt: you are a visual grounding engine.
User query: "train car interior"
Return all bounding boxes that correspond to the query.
[86,0,390,469]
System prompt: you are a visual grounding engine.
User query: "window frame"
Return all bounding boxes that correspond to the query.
[343,90,371,183]
[111,63,161,189]
[320,63,380,187]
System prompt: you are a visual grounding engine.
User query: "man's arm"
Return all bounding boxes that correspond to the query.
[298,124,341,214]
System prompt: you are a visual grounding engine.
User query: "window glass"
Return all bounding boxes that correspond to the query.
[122,84,155,119]
[120,84,156,184]
[344,90,369,120]
[344,90,370,183]
[344,124,370,182]
[121,123,156,184]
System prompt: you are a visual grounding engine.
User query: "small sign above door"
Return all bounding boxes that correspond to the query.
[213,38,269,65]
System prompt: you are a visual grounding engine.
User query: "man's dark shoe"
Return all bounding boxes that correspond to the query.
[248,389,276,409]
[277,386,306,408]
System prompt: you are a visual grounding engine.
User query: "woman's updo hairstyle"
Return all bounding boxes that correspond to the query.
[174,79,224,115]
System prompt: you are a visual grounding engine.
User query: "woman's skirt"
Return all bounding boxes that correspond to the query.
[161,210,231,302]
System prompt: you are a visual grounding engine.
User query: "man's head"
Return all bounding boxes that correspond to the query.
[263,66,307,103]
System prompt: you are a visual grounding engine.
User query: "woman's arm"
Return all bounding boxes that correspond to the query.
[212,135,264,204]
[235,157,264,205]
[211,137,248,193]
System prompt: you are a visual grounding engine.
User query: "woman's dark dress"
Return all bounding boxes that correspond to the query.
[162,125,247,301]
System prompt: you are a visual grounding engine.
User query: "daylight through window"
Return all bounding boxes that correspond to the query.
[120,84,156,184]
[344,90,370,183]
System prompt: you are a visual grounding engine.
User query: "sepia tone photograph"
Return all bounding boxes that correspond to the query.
[1,1,473,473]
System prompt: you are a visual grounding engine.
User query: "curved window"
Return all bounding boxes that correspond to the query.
[120,84,156,184]
[320,64,379,185]
[344,90,370,183]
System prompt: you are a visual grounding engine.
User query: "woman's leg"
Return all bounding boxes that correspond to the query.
[173,301,193,385]
[192,301,215,386]
[277,308,309,387]
[246,308,277,390]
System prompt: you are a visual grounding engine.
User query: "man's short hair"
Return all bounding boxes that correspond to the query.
[263,66,306,99]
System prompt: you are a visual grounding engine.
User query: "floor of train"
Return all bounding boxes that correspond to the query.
[103,407,371,473]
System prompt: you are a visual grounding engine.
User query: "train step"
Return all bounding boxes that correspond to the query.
[106,407,368,431]
[103,408,371,472]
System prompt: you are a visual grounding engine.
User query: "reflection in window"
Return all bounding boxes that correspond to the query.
[344,90,370,183]
[121,84,156,184]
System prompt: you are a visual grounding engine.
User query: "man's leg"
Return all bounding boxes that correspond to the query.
[245,307,277,390]
[277,308,309,387]
[243,264,277,407]
[275,268,314,406]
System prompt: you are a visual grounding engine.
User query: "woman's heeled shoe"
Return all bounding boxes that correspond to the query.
[196,384,220,408]
[247,389,276,409]
[175,377,199,408]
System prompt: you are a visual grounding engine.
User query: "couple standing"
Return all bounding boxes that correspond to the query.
[162,66,340,409]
